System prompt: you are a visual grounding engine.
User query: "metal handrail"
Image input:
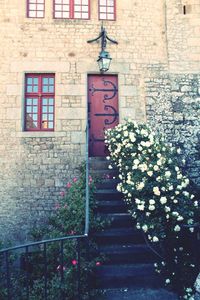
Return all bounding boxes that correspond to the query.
[0,123,90,299]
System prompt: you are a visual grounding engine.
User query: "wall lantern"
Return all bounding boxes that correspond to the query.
[87,26,118,73]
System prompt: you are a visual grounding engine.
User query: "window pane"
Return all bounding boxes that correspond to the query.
[27,86,33,93]
[74,12,81,18]
[29,11,36,17]
[49,106,53,113]
[27,106,32,113]
[43,98,48,105]
[27,78,33,84]
[43,78,49,84]
[33,85,38,92]
[43,86,48,93]
[55,11,62,17]
[33,98,38,105]
[49,98,54,105]
[26,98,32,105]
[82,12,88,18]
[49,78,54,84]
[48,114,53,121]
[48,122,54,129]
[49,86,54,93]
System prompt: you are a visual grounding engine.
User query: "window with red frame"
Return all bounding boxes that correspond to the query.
[54,0,90,19]
[99,0,116,20]
[27,0,45,18]
[25,74,55,131]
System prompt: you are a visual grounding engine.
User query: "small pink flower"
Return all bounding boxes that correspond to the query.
[72,259,78,266]
[66,182,71,188]
[73,177,78,183]
[60,191,65,197]
[55,203,61,210]
[64,204,68,209]
[69,230,75,235]
[96,262,101,266]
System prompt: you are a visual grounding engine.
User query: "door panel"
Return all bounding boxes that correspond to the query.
[88,75,119,157]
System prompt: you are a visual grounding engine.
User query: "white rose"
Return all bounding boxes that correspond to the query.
[133,159,140,165]
[145,141,151,147]
[142,225,148,232]
[157,160,162,166]
[174,225,181,232]
[152,236,159,242]
[153,165,159,171]
[165,279,170,284]
[141,129,148,136]
[147,171,153,177]
[129,133,136,143]
[137,204,145,211]
[149,199,155,205]
[160,197,167,204]
[153,187,160,196]
[137,182,145,190]
[165,206,171,213]
[165,171,171,178]
[149,205,155,211]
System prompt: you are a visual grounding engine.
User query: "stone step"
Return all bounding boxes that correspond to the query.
[94,228,144,245]
[90,169,118,179]
[95,263,161,289]
[89,159,111,170]
[96,179,120,189]
[98,213,133,227]
[94,189,123,201]
[99,244,158,264]
[95,288,178,300]
[95,200,127,213]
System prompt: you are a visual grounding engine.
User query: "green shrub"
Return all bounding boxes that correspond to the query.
[105,119,200,299]
[0,164,105,300]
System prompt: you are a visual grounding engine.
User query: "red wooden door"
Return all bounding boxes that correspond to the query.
[88,75,119,157]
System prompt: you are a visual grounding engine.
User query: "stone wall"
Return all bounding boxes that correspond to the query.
[0,0,200,243]
[146,72,200,186]
[0,0,167,242]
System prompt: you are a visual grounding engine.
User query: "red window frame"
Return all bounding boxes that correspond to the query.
[98,0,116,21]
[27,0,45,18]
[24,74,55,131]
[53,0,90,19]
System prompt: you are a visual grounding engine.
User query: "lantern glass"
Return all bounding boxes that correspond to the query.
[97,50,112,72]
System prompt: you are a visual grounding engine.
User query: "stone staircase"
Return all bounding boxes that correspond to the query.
[90,157,178,299]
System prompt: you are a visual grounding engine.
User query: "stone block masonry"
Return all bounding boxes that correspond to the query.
[146,72,200,186]
[0,0,200,242]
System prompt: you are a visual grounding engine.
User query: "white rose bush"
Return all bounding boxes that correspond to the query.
[105,119,200,299]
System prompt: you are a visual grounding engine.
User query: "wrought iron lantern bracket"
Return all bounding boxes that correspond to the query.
[87,26,118,72]
[87,26,118,52]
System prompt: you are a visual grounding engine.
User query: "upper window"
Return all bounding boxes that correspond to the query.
[54,0,90,19]
[27,0,45,18]
[25,74,55,131]
[99,0,116,20]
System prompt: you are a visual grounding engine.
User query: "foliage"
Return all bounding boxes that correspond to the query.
[0,165,104,299]
[105,119,200,299]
